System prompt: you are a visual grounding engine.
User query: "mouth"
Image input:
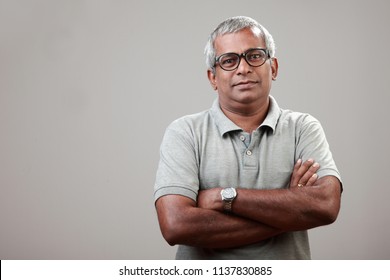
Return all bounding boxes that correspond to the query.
[233,80,258,87]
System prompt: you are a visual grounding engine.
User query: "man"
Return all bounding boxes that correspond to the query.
[154,16,342,259]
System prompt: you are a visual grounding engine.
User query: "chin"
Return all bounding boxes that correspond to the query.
[233,91,265,104]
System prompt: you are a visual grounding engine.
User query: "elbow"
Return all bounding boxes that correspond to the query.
[298,198,340,230]
[160,225,180,246]
[324,205,340,225]
[316,176,342,226]
[317,198,341,226]
[158,215,187,246]
[155,195,198,246]
[320,210,338,226]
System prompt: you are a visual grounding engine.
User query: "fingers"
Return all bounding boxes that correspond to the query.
[290,159,320,188]
[298,159,320,187]
[292,158,302,176]
[306,173,318,186]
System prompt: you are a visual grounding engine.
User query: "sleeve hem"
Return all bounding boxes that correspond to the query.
[154,185,198,203]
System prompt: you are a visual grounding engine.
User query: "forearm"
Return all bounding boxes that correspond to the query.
[200,187,315,231]
[198,159,341,231]
[156,195,283,249]
[233,188,321,230]
[171,209,282,248]
[232,176,341,231]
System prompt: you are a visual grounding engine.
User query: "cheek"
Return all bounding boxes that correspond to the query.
[215,73,232,88]
[216,81,232,94]
[257,69,274,85]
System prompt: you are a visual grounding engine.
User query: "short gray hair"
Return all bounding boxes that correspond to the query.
[204,16,276,74]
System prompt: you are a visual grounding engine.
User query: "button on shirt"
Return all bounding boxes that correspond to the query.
[154,96,341,260]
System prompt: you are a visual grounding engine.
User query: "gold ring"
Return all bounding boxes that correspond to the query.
[297,183,304,188]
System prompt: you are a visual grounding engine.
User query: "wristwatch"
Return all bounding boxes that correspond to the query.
[220,187,237,213]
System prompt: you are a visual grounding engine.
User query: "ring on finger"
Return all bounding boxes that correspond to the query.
[297,183,304,188]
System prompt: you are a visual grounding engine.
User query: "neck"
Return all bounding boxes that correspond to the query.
[220,97,270,133]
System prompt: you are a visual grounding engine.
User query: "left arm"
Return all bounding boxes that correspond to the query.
[232,175,341,231]
[198,160,341,231]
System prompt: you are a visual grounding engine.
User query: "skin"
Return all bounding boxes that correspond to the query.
[155,28,341,249]
[207,28,278,133]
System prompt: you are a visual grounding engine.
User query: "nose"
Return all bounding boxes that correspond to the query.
[236,55,252,75]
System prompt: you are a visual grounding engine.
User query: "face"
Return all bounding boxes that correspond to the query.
[208,28,278,113]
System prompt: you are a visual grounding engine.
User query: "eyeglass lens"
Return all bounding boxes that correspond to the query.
[218,49,267,71]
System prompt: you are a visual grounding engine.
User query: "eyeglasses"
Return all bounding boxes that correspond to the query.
[214,48,270,71]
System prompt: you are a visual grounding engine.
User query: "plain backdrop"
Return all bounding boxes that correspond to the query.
[1,0,389,259]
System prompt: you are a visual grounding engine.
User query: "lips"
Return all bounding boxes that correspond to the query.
[233,80,258,87]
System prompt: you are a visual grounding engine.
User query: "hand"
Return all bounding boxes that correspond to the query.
[197,188,223,211]
[289,159,320,189]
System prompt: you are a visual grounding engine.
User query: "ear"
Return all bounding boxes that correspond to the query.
[270,57,279,81]
[207,69,218,91]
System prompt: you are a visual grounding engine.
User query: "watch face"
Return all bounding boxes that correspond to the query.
[223,188,236,199]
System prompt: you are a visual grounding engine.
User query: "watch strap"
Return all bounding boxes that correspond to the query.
[223,200,233,212]
[221,187,237,213]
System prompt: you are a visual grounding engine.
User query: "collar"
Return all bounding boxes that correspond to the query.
[210,96,281,137]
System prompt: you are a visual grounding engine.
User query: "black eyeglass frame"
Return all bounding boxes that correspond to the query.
[214,48,270,71]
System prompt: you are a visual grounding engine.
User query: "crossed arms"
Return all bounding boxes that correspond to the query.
[155,159,341,249]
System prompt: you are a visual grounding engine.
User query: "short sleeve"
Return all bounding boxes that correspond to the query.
[154,120,200,202]
[295,115,342,184]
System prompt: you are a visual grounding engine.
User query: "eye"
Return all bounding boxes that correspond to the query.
[220,55,239,66]
[247,51,265,62]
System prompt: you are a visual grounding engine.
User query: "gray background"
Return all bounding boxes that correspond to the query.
[1,0,389,259]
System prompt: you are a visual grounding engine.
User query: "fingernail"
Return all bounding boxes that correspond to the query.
[312,162,319,168]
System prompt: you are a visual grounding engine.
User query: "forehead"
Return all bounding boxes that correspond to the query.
[214,28,265,55]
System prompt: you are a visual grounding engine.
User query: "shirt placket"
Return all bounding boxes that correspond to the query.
[239,131,259,169]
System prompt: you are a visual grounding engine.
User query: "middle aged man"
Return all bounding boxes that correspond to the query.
[154,16,342,259]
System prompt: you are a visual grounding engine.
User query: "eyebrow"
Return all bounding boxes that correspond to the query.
[216,47,266,57]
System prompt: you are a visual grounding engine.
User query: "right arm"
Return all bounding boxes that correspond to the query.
[155,194,282,249]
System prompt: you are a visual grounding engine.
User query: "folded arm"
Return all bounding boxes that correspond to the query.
[155,159,327,248]
[198,159,342,231]
[155,194,282,249]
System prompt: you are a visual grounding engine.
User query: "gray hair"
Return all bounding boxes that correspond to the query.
[204,16,276,74]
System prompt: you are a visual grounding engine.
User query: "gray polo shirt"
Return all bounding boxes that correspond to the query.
[154,96,341,259]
